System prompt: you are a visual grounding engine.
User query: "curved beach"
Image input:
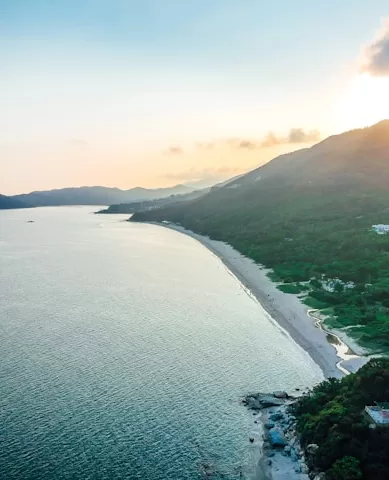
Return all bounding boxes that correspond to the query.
[148,222,368,379]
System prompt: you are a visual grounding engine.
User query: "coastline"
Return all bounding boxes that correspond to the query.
[146,222,368,379]
[139,221,369,480]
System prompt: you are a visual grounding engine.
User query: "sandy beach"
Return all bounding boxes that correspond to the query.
[150,222,369,379]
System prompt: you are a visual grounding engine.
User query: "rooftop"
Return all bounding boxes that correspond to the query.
[365,405,389,425]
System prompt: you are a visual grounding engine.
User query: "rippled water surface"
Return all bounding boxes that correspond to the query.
[0,207,323,479]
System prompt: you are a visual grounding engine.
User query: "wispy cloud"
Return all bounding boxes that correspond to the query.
[258,128,320,147]
[66,138,89,148]
[188,128,321,152]
[165,146,184,155]
[361,18,389,76]
[287,128,321,144]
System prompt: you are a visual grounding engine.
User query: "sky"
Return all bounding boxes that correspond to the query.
[1,1,389,194]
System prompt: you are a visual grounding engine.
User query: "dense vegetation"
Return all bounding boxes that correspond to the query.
[131,121,389,352]
[294,359,389,480]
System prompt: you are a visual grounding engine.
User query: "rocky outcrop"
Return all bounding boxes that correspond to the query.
[306,444,319,455]
[312,474,326,480]
[268,428,287,447]
[243,391,316,478]
[273,390,289,399]
[243,392,291,410]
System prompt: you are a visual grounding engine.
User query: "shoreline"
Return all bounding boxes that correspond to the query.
[146,221,368,379]
[245,395,311,480]
[138,221,369,480]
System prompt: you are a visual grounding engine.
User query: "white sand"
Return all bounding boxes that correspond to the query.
[269,453,309,480]
[152,222,369,379]
[253,409,310,480]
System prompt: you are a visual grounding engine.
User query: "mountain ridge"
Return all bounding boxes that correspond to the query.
[0,194,30,210]
[10,184,194,207]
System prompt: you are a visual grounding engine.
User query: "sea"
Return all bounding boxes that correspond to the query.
[0,206,323,480]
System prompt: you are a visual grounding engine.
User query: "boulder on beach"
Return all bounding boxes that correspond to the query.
[258,395,285,407]
[269,412,283,422]
[313,474,326,480]
[306,443,319,455]
[300,462,309,474]
[290,448,298,462]
[264,421,275,429]
[245,397,263,410]
[268,428,287,447]
[273,391,288,399]
[244,393,285,409]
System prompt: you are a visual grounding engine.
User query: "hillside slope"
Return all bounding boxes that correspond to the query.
[97,188,209,214]
[131,120,389,352]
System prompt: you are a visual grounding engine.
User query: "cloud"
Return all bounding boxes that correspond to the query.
[66,138,89,148]
[227,139,257,150]
[230,128,320,149]
[259,132,280,148]
[165,146,184,155]
[164,128,320,156]
[287,128,320,143]
[196,142,215,150]
[361,19,389,76]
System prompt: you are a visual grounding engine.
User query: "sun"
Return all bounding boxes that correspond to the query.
[336,74,389,131]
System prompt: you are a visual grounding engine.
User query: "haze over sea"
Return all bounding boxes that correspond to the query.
[0,207,322,479]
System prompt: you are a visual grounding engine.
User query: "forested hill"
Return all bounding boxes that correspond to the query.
[131,120,389,352]
[0,194,30,210]
[294,358,389,480]
[97,188,208,214]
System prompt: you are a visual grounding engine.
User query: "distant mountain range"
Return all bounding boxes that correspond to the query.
[9,184,194,207]
[131,120,389,352]
[0,194,31,210]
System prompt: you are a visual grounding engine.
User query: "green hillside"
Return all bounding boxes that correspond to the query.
[294,358,389,480]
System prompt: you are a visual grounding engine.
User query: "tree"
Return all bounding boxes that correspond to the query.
[328,456,362,480]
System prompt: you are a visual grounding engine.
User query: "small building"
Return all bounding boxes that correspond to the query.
[365,404,389,426]
[372,224,389,235]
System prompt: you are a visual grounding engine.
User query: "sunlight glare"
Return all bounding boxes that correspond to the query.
[336,74,389,131]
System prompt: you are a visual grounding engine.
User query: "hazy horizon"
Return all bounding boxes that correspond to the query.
[2,1,389,194]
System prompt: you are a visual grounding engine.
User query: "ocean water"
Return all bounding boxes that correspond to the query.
[0,207,323,480]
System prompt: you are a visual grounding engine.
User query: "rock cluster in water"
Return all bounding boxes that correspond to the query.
[243,391,326,479]
[242,391,291,410]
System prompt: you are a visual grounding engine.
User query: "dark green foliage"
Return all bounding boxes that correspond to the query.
[294,359,389,479]
[277,283,305,294]
[328,456,362,480]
